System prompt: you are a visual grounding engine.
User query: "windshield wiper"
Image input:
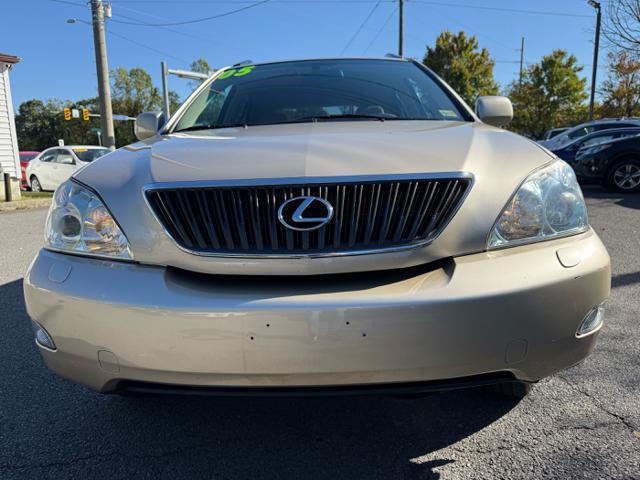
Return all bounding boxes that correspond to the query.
[296,114,392,122]
[173,123,248,133]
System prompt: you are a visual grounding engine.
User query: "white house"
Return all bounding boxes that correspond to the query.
[0,53,21,200]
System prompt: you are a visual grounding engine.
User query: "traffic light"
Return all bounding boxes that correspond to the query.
[82,108,90,121]
[63,108,71,121]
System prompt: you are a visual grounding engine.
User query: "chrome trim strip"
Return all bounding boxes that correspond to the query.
[143,172,473,190]
[142,172,474,259]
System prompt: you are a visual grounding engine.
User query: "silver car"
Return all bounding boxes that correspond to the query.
[24,58,610,398]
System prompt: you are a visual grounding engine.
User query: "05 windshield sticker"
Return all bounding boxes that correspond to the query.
[217,66,256,80]
[438,109,458,118]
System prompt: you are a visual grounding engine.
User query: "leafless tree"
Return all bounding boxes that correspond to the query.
[604,0,640,52]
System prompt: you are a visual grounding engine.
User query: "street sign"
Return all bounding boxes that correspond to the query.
[71,109,80,119]
[112,114,135,121]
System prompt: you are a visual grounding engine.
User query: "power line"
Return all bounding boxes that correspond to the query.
[107,0,271,26]
[411,3,515,53]
[52,0,591,21]
[363,6,397,55]
[410,1,592,18]
[341,1,382,56]
[52,0,269,62]
[106,27,191,64]
[112,10,214,41]
[107,0,389,3]
[70,18,191,64]
[52,0,592,17]
[49,0,86,7]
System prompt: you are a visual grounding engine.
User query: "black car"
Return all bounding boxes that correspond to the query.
[552,127,640,165]
[574,134,640,192]
[542,127,568,140]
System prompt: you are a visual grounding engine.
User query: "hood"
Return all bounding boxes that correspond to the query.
[75,120,555,275]
[135,121,546,182]
[146,121,496,181]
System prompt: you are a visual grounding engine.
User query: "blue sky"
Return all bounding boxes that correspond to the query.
[3,0,606,110]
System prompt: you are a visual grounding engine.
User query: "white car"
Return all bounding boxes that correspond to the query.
[26,146,110,192]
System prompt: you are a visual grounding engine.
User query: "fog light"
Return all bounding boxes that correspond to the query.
[31,320,57,350]
[576,304,605,338]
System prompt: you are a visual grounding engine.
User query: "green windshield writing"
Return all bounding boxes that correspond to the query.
[217,65,256,80]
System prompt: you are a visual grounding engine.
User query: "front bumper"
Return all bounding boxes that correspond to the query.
[24,230,610,394]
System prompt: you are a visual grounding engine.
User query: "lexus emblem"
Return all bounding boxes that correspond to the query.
[277,196,334,231]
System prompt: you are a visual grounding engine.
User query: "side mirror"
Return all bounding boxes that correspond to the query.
[134,111,166,141]
[475,96,513,127]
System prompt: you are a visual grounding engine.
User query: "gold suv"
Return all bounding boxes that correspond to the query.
[24,58,610,398]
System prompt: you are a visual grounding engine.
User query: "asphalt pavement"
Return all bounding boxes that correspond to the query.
[0,186,638,479]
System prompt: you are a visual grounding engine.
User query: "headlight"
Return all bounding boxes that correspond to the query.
[45,180,132,260]
[488,160,588,249]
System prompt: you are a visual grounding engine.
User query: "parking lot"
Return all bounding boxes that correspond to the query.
[0,186,638,479]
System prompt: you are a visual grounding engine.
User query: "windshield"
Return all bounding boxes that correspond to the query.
[173,59,470,132]
[19,153,38,162]
[73,148,109,162]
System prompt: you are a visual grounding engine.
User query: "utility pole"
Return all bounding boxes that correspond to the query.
[90,0,116,150]
[161,61,170,119]
[398,0,404,57]
[588,0,601,121]
[519,37,525,85]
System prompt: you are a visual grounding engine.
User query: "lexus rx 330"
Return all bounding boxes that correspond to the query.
[24,58,611,398]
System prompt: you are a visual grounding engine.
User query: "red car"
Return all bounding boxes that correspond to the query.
[19,151,40,190]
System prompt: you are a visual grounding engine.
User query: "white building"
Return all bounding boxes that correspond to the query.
[0,53,21,200]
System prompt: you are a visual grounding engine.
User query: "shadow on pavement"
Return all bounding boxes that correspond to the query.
[582,185,640,210]
[611,271,640,289]
[1,278,520,479]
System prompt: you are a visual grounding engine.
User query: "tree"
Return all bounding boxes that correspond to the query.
[110,67,177,146]
[604,1,640,51]
[15,99,63,150]
[188,58,212,90]
[599,50,640,118]
[15,66,179,150]
[423,31,499,105]
[15,98,100,150]
[507,50,588,139]
[111,67,162,115]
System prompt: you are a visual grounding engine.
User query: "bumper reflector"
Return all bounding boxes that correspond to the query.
[31,320,57,350]
[576,304,605,338]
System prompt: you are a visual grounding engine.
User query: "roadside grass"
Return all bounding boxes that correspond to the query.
[0,191,53,212]
[20,191,53,199]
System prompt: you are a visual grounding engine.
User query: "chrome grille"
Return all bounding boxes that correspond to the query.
[145,175,472,256]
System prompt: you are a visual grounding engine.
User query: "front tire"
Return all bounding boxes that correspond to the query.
[30,176,42,192]
[606,158,640,193]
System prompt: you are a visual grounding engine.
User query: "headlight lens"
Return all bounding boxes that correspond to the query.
[45,180,132,259]
[488,160,588,249]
